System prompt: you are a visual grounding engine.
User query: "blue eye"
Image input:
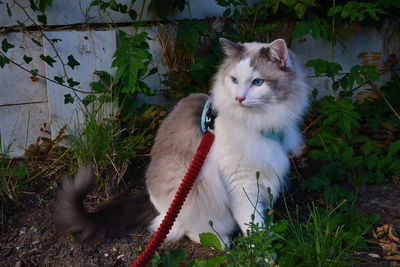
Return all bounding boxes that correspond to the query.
[231,76,238,84]
[252,78,264,86]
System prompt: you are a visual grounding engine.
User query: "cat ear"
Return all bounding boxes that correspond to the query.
[269,39,288,68]
[219,38,243,58]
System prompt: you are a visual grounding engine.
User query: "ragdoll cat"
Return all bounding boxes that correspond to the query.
[55,38,308,246]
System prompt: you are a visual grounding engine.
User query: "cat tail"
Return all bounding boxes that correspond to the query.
[54,165,157,241]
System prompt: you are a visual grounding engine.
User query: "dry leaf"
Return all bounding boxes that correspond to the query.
[30,76,40,82]
[373,224,400,261]
[385,254,400,261]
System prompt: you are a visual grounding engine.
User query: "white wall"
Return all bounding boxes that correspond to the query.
[0,0,398,156]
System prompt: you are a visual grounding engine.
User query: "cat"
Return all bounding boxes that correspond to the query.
[55,38,308,247]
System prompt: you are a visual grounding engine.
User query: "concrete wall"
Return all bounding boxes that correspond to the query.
[0,0,398,157]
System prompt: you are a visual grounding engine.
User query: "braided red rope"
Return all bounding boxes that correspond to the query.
[132,130,215,267]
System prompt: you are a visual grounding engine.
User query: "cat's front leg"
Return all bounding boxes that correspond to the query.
[229,184,269,234]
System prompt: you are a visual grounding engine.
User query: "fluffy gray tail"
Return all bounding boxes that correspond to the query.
[54,165,157,241]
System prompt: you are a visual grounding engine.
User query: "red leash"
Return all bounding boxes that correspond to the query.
[132,130,215,267]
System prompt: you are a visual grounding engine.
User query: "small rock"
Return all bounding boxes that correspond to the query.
[15,261,22,267]
[368,253,380,258]
[104,253,109,257]
[19,227,27,236]
[32,240,40,245]
[30,226,41,234]
[64,251,73,258]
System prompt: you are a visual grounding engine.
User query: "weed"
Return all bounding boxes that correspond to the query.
[0,133,29,232]
[276,201,375,267]
[0,134,28,204]
[68,106,143,196]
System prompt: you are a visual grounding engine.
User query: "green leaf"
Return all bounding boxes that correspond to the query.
[282,0,296,6]
[50,38,62,43]
[29,0,39,11]
[292,21,311,40]
[89,0,102,7]
[54,76,64,84]
[199,232,223,251]
[6,3,12,17]
[128,9,137,20]
[40,54,56,67]
[362,141,375,156]
[37,14,47,25]
[374,170,385,183]
[306,59,328,77]
[91,81,106,92]
[146,66,158,77]
[188,256,226,267]
[17,20,27,30]
[302,176,330,190]
[223,8,231,18]
[31,37,43,47]
[294,3,306,19]
[2,39,15,53]
[64,94,74,104]
[98,94,111,103]
[271,219,288,233]
[23,55,33,64]
[326,62,343,78]
[39,0,48,12]
[327,5,343,16]
[109,0,119,11]
[30,69,39,76]
[0,55,10,68]
[67,55,80,69]
[311,21,321,39]
[82,94,97,106]
[366,155,379,170]
[160,248,186,267]
[388,140,400,158]
[67,78,80,87]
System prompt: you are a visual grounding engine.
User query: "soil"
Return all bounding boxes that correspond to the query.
[0,165,399,267]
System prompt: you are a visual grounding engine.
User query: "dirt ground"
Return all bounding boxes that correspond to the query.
[0,167,399,267]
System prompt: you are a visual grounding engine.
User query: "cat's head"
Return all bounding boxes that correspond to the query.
[212,38,308,130]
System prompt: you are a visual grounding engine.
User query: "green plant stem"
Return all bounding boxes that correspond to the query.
[331,0,335,63]
[138,0,146,22]
[186,0,192,21]
[331,0,336,101]
[337,37,359,65]
[250,0,260,36]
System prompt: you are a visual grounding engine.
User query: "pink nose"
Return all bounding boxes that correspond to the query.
[236,96,245,103]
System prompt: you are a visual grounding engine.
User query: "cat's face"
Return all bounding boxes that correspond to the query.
[219,39,297,109]
[212,38,307,129]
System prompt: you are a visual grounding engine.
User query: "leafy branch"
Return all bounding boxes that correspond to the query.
[0,50,88,94]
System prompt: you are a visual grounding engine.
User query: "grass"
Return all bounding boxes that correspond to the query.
[277,201,366,267]
[0,133,29,232]
[0,133,28,203]
[68,106,151,196]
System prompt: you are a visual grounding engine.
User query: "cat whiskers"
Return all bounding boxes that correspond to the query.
[242,100,271,111]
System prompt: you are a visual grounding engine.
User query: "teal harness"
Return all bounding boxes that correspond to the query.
[200,99,284,144]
